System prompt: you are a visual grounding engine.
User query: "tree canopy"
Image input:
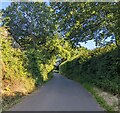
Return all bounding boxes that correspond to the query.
[2,2,56,49]
[51,2,120,47]
[1,2,120,49]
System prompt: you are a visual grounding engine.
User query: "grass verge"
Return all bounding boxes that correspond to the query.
[2,92,24,111]
[81,83,114,111]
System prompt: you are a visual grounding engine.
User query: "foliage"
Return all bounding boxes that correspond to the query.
[51,2,120,47]
[1,27,35,94]
[1,26,56,94]
[25,49,56,84]
[2,2,120,48]
[42,35,72,59]
[59,44,120,95]
[1,26,57,110]
[1,26,72,93]
[2,2,56,48]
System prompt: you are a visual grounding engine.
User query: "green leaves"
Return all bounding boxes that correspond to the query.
[2,2,56,48]
[1,27,35,94]
[60,44,119,95]
[51,2,119,47]
[1,27,57,95]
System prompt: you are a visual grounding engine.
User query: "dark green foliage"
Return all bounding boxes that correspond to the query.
[59,44,120,94]
[2,2,56,48]
[51,2,120,47]
[1,27,55,95]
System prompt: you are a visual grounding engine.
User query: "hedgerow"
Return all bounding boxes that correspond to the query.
[1,27,55,110]
[59,44,120,95]
[1,27,35,95]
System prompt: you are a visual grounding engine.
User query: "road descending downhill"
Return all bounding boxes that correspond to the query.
[10,73,104,111]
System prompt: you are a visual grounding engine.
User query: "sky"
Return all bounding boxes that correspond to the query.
[0,1,96,50]
[0,0,11,10]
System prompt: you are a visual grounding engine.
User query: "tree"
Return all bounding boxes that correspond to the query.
[50,2,120,48]
[2,2,56,49]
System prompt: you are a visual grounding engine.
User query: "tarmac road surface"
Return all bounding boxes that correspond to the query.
[9,73,104,111]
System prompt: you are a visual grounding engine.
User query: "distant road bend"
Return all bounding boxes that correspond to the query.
[10,73,103,111]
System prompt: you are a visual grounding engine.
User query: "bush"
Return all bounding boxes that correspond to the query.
[25,48,56,85]
[59,44,120,95]
[1,27,56,110]
[1,27,35,95]
[1,27,55,95]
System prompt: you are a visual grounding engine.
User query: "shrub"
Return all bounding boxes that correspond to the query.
[1,27,56,95]
[59,44,119,94]
[1,27,35,95]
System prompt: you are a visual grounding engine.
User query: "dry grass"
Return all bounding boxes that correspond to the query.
[2,92,24,111]
[93,87,118,111]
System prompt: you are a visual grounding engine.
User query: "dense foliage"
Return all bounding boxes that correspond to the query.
[1,27,72,95]
[51,2,120,47]
[1,27,56,110]
[2,2,120,48]
[1,27,35,95]
[1,26,57,93]
[2,2,56,48]
[60,44,120,95]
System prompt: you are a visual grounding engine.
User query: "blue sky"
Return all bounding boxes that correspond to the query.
[80,40,96,50]
[0,1,96,50]
[0,0,11,10]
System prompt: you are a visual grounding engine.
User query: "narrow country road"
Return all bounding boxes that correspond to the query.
[9,73,104,111]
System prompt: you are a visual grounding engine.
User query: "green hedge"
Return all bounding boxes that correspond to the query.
[1,27,55,95]
[59,44,120,95]
[1,28,35,94]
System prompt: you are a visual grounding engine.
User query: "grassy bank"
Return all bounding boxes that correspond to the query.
[78,82,115,111]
